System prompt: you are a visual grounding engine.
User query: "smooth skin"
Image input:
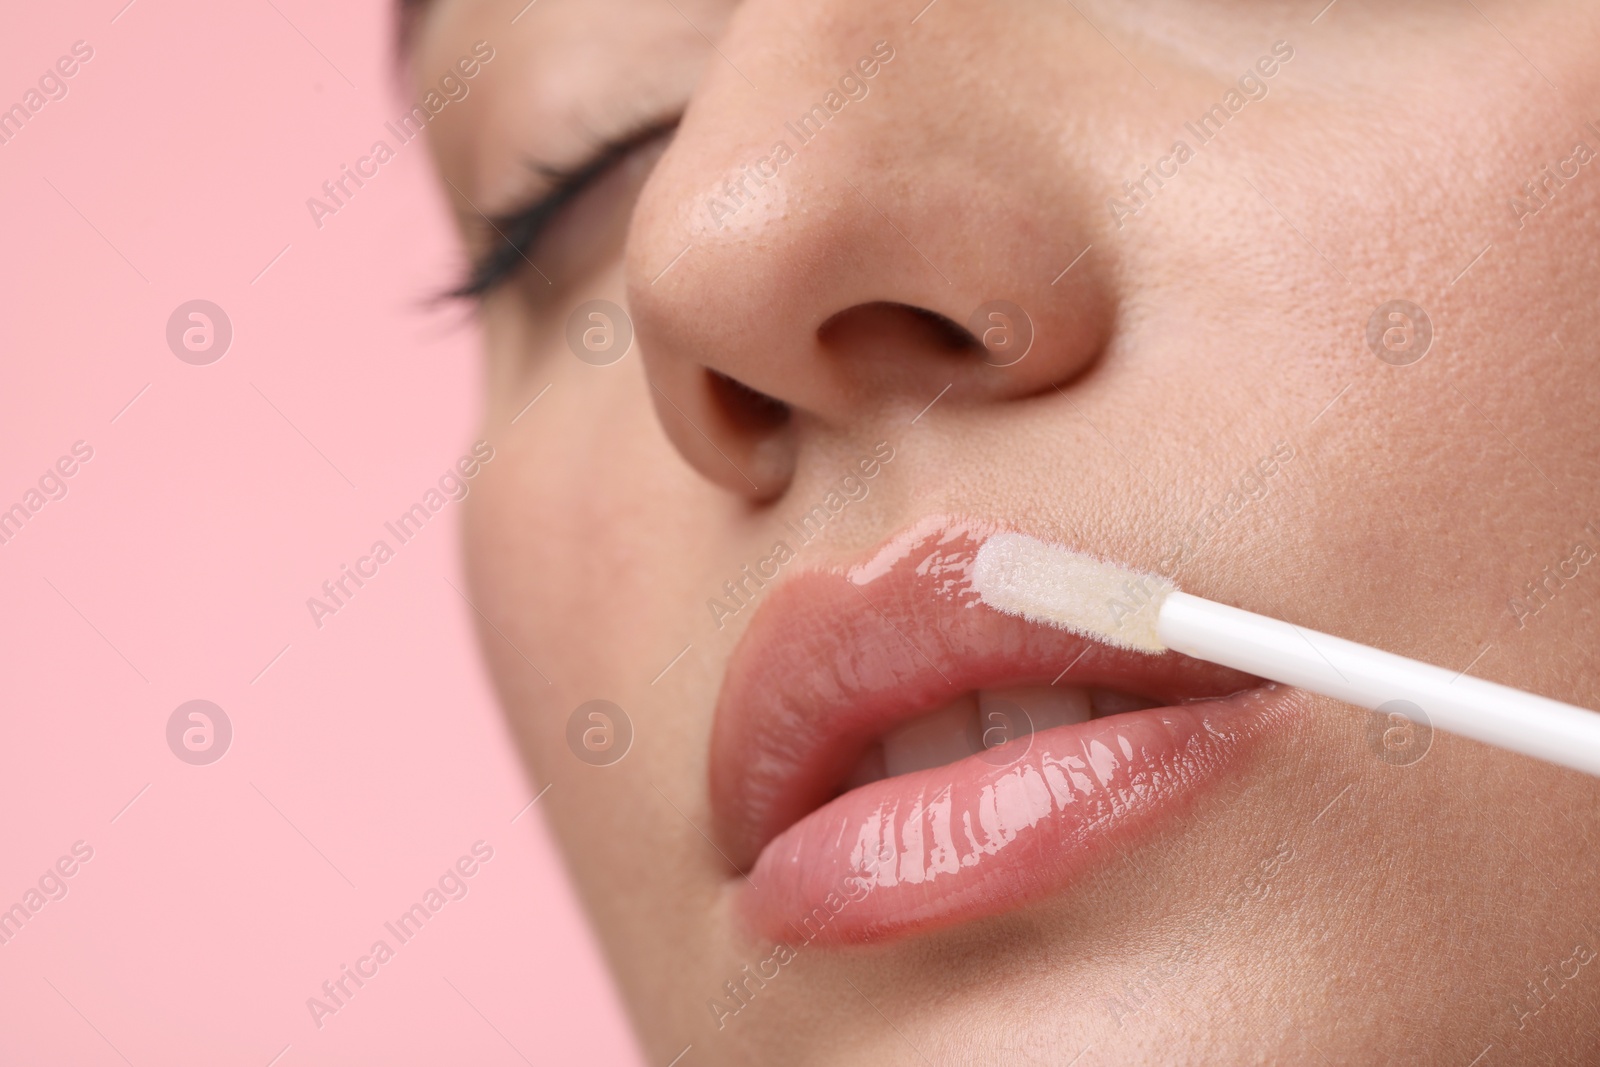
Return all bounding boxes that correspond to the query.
[406,0,1600,1062]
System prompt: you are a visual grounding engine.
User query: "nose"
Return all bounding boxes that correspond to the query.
[625,5,1114,500]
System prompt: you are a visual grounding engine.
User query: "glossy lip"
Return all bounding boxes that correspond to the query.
[710,516,1305,944]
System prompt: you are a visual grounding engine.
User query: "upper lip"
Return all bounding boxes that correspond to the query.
[709,516,1263,872]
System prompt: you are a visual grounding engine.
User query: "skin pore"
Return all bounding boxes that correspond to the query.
[408,0,1600,1062]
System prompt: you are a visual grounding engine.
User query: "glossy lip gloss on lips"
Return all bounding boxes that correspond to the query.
[709,517,1307,944]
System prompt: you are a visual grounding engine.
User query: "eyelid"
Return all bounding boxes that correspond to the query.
[451,115,680,301]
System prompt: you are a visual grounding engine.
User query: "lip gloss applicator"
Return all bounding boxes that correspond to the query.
[973,532,1600,777]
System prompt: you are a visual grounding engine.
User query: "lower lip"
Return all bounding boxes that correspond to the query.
[738,684,1300,944]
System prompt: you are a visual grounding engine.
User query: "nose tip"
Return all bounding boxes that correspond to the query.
[624,21,1113,502]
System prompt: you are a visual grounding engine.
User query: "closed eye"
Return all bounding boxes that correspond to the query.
[451,115,679,300]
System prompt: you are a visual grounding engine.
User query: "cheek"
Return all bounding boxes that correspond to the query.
[462,331,746,959]
[463,329,728,759]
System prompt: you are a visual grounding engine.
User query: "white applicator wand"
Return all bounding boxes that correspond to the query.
[973,532,1600,778]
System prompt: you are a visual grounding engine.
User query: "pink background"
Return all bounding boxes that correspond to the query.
[0,1,640,1063]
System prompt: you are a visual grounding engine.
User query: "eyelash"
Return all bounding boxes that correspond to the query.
[451,116,680,301]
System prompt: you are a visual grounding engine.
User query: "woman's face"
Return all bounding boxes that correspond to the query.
[411,0,1600,1061]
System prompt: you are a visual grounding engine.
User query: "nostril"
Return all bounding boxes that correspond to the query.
[902,304,981,353]
[817,301,980,356]
[640,368,797,501]
[707,370,792,434]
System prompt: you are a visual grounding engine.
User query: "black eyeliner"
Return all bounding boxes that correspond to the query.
[451,116,679,300]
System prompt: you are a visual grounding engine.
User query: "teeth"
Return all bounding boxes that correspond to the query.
[839,684,1160,793]
[881,694,982,778]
